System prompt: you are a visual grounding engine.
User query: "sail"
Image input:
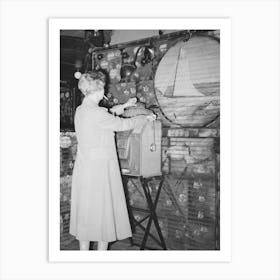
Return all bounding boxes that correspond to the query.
[157,42,204,97]
[173,46,204,97]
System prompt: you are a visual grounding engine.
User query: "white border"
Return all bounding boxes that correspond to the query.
[49,18,231,262]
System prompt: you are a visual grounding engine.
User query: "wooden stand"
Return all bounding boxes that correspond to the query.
[123,175,167,250]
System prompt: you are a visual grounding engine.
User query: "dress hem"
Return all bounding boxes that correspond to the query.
[69,232,132,243]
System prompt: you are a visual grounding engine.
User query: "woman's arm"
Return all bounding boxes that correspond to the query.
[95,109,148,132]
[109,97,137,116]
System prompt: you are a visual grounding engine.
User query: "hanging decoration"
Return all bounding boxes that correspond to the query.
[74,59,82,79]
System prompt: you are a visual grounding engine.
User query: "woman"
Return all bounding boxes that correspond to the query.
[69,71,150,250]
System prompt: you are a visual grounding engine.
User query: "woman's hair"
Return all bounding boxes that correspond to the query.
[78,71,105,96]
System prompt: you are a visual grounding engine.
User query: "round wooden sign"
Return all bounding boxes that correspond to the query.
[154,35,220,127]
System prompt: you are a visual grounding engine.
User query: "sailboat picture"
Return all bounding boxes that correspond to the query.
[155,35,220,127]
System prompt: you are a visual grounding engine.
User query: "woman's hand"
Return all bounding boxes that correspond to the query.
[110,104,125,116]
[147,114,157,122]
[123,97,137,109]
[109,98,137,116]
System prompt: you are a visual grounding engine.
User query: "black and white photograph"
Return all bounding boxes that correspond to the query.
[52,20,231,259]
[1,0,279,279]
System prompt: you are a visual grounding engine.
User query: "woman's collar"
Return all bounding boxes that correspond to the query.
[82,96,99,107]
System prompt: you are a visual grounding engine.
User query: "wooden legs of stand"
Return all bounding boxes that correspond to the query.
[140,177,167,250]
